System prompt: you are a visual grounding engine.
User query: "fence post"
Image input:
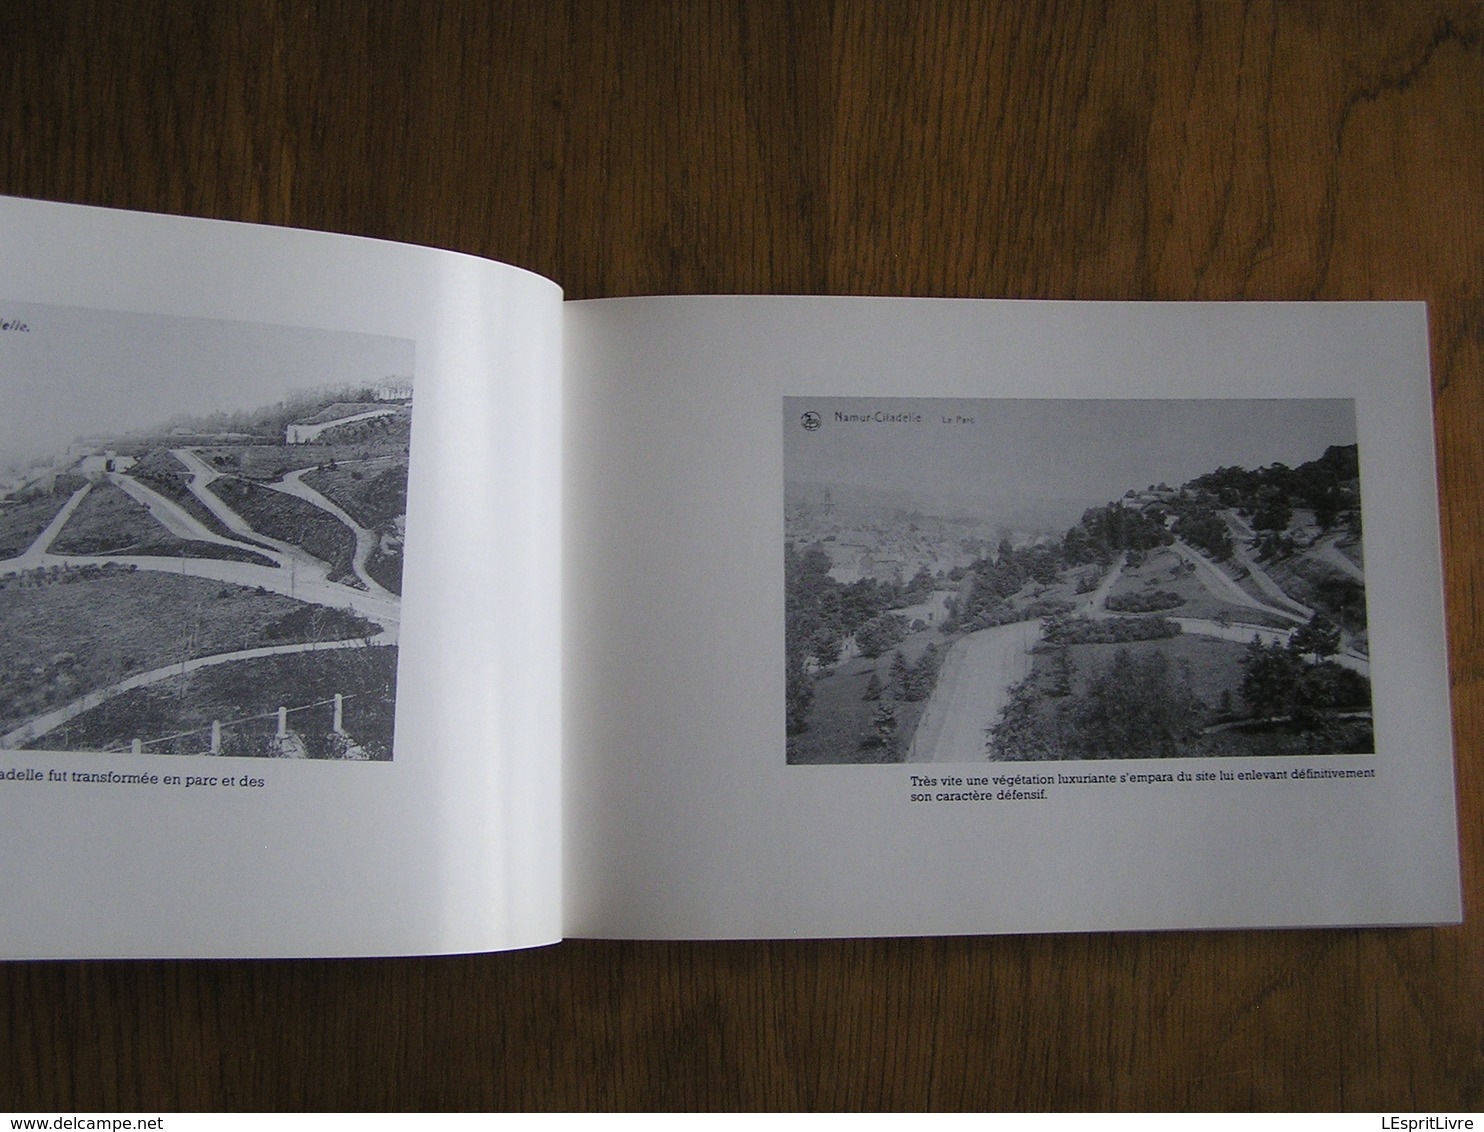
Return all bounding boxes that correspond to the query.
[131,738,141,754]
[210,720,221,755]
[333,693,344,735]
[277,706,288,739]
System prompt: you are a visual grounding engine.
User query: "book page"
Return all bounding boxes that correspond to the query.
[564,296,1460,938]
[0,198,564,957]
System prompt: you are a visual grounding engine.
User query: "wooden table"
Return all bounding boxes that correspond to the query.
[1,1,1479,1111]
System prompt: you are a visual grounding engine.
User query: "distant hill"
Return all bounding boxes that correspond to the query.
[785,480,1103,538]
[90,381,411,449]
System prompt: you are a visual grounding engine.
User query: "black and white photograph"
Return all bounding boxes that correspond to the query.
[0,302,412,760]
[784,396,1372,765]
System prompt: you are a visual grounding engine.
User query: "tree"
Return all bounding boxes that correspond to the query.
[1241,636,1370,729]
[1048,646,1073,697]
[988,647,1206,760]
[888,650,911,698]
[1251,531,1296,562]
[987,679,1065,760]
[785,540,857,731]
[807,626,844,668]
[1068,649,1205,758]
[1027,547,1060,585]
[868,702,901,757]
[1251,490,1293,532]
[903,643,941,701]
[904,566,936,602]
[1240,638,1295,721]
[784,650,815,734]
[1311,486,1341,532]
[1314,576,1365,635]
[1290,614,1340,659]
[1172,508,1233,561]
[855,613,907,659]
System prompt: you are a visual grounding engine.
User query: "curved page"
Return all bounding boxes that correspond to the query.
[0,198,563,957]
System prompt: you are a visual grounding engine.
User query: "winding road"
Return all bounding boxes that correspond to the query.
[1216,511,1315,620]
[0,450,403,751]
[908,619,1043,763]
[1309,533,1364,581]
[1167,535,1308,624]
[2,483,94,572]
[105,471,282,562]
[1078,555,1126,617]
[900,514,1369,763]
[277,466,393,597]
[2,638,389,750]
[168,447,320,570]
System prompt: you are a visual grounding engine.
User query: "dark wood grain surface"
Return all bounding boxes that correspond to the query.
[1,1,1479,1112]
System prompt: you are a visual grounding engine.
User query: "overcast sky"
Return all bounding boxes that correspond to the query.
[0,300,413,470]
[784,397,1357,505]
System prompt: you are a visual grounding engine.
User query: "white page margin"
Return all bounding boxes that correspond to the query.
[563,296,1460,939]
[0,198,564,957]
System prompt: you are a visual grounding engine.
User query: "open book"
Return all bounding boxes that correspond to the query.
[0,196,1461,957]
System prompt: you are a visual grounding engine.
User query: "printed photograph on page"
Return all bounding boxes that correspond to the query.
[783,397,1372,766]
[0,302,412,760]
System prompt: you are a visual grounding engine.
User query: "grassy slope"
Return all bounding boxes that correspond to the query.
[299,462,406,530]
[1262,549,1369,651]
[0,492,75,557]
[1005,634,1372,759]
[208,478,357,582]
[0,572,381,733]
[1107,547,1291,628]
[301,462,407,595]
[48,482,276,565]
[198,420,409,482]
[786,625,945,765]
[47,481,173,552]
[40,647,398,760]
[125,450,273,548]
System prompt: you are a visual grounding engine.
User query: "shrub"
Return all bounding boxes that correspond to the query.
[1106,589,1184,613]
